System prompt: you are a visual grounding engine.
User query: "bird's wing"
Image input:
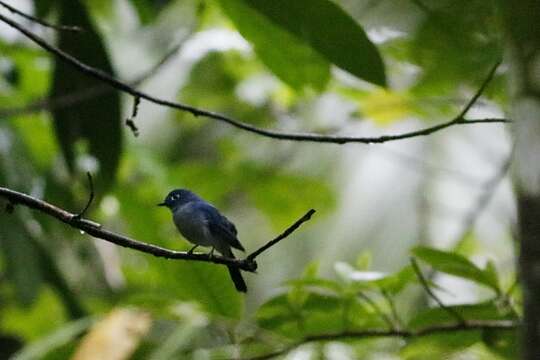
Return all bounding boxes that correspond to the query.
[203,204,245,252]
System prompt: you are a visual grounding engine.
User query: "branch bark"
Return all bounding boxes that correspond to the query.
[500,1,540,359]
[499,0,540,360]
[0,12,509,145]
[0,186,315,272]
[243,320,518,360]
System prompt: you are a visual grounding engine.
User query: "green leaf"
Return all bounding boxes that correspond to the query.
[407,303,517,358]
[301,261,320,279]
[51,0,121,193]
[257,291,384,339]
[243,0,386,86]
[355,252,372,271]
[372,265,416,295]
[166,261,244,319]
[401,331,481,360]
[408,301,515,330]
[412,246,500,292]
[130,0,172,24]
[217,0,330,90]
[257,293,344,338]
[286,278,342,294]
[287,283,309,310]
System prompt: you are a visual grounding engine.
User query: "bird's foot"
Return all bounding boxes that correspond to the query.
[187,245,199,255]
[207,247,215,258]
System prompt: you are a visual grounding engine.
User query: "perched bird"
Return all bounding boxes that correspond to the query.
[158,189,247,292]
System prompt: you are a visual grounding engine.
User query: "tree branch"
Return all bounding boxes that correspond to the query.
[0,25,190,118]
[356,291,395,329]
[410,257,467,325]
[454,146,514,241]
[246,209,316,261]
[74,172,95,219]
[456,61,500,119]
[0,186,315,272]
[243,319,517,360]
[0,12,509,144]
[0,0,82,32]
[125,96,141,137]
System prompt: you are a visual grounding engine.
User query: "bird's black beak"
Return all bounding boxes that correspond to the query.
[157,202,167,207]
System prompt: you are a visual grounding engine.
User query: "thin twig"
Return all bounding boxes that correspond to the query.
[456,61,501,119]
[73,172,95,220]
[410,257,467,325]
[357,291,395,329]
[0,29,190,118]
[0,13,508,145]
[125,96,141,137]
[0,0,82,32]
[246,209,316,261]
[0,186,314,272]
[242,319,517,360]
[380,289,402,328]
[454,146,514,242]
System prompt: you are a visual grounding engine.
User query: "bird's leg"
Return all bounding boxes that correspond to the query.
[208,247,215,258]
[187,245,199,254]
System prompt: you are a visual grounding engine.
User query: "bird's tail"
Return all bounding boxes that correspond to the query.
[228,265,247,292]
[223,249,247,292]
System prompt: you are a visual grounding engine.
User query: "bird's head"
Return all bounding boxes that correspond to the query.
[158,189,198,209]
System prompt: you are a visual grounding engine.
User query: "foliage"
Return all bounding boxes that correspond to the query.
[0,0,517,359]
[51,0,122,193]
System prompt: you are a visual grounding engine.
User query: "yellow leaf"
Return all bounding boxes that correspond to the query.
[71,308,151,360]
[361,90,411,126]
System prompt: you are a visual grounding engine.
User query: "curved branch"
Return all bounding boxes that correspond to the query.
[74,172,95,219]
[244,320,518,360]
[410,257,466,325]
[0,12,509,145]
[0,186,315,272]
[125,96,141,137]
[0,21,191,118]
[246,209,316,261]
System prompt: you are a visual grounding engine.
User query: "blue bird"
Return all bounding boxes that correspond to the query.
[158,189,247,292]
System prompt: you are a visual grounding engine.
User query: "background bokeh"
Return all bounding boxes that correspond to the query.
[0,0,517,358]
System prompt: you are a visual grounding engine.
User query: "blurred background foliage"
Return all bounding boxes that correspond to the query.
[0,0,518,358]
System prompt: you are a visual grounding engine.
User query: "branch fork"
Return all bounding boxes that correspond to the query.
[0,9,507,145]
[0,175,315,273]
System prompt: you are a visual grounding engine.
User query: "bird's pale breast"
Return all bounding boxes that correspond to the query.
[172,203,215,247]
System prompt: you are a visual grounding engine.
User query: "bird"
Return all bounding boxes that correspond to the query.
[158,189,247,292]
